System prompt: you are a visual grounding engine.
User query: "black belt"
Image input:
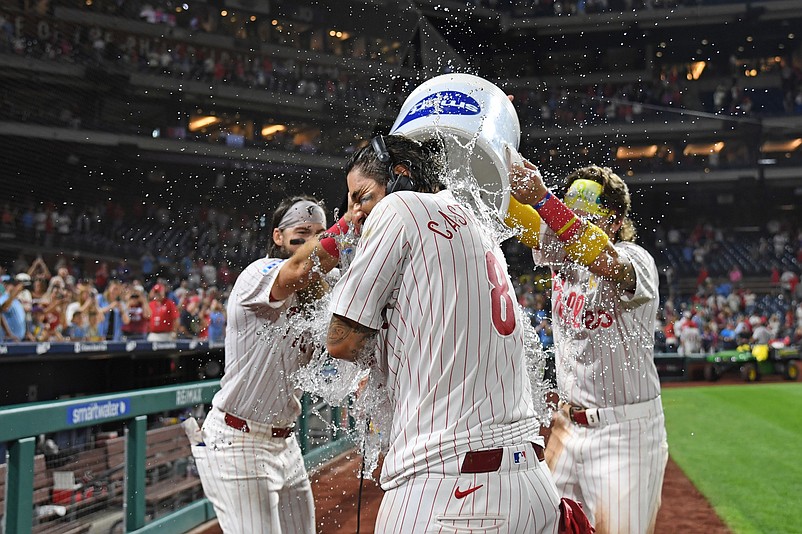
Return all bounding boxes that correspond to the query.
[461,443,545,474]
[223,412,293,438]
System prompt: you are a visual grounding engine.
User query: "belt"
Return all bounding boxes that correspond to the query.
[564,396,663,427]
[461,443,545,474]
[223,412,294,438]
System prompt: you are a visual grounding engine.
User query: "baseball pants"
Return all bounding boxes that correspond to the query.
[546,407,668,534]
[375,442,560,533]
[192,408,315,533]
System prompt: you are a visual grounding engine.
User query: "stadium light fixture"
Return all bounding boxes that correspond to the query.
[261,124,287,137]
[760,139,802,153]
[189,116,220,131]
[683,142,724,156]
[615,145,658,159]
[687,61,706,80]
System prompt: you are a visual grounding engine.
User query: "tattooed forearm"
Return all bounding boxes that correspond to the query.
[327,314,377,361]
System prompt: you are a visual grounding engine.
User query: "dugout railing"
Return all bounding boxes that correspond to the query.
[0,382,354,534]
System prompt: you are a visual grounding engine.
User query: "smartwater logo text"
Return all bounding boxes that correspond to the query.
[395,91,481,129]
[67,399,129,425]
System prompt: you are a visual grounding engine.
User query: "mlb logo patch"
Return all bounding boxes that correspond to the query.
[513,450,526,464]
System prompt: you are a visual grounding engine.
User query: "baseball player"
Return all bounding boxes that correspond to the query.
[189,195,351,533]
[507,162,668,534]
[326,135,561,534]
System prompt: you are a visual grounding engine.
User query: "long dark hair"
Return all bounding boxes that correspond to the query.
[345,134,446,194]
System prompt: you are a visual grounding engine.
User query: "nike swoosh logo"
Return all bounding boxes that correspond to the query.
[454,484,483,499]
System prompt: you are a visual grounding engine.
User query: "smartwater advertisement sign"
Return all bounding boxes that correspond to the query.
[67,398,130,425]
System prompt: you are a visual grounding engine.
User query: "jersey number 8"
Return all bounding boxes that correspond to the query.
[485,252,516,336]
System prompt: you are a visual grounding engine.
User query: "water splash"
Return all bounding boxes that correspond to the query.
[291,100,554,480]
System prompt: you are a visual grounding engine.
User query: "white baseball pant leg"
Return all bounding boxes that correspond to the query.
[192,409,315,534]
[546,409,668,534]
[375,442,560,533]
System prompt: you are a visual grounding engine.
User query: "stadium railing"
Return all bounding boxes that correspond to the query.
[0,382,354,534]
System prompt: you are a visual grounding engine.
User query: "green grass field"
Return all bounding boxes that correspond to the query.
[662,383,802,534]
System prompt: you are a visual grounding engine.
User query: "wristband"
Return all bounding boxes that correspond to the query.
[533,192,552,210]
[533,192,582,243]
[504,196,541,249]
[563,223,609,266]
[319,217,349,258]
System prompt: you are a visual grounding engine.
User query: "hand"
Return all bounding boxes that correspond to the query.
[346,195,366,237]
[509,159,548,205]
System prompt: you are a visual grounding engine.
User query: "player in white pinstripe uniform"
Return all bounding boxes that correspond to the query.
[189,195,351,533]
[326,135,560,534]
[507,163,668,534]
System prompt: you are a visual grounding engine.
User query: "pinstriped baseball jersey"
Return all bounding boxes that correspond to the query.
[211,256,311,425]
[533,225,667,534]
[330,190,542,491]
[533,230,661,408]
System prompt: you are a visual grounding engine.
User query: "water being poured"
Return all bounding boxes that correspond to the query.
[292,78,555,479]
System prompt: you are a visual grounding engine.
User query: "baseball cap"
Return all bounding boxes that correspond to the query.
[0,274,11,283]
[15,273,32,286]
[152,283,165,292]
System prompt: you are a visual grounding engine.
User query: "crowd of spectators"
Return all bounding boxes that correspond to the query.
[0,255,227,344]
[76,0,404,65]
[0,198,270,273]
[503,214,802,358]
[507,265,802,358]
[511,73,685,129]
[656,274,802,355]
[0,4,395,157]
[0,12,386,109]
[651,219,802,278]
[3,210,802,354]
[474,0,770,17]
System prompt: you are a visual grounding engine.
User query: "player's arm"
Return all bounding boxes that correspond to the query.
[326,314,377,362]
[510,160,635,291]
[271,218,350,302]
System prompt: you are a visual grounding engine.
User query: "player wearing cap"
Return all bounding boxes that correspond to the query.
[326,135,561,534]
[190,195,350,534]
[507,162,668,534]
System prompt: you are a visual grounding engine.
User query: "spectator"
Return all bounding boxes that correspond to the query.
[728,264,743,287]
[177,293,202,339]
[780,268,799,297]
[1,276,28,342]
[206,299,226,343]
[122,286,151,340]
[148,283,178,341]
[14,273,33,318]
[97,280,129,341]
[65,310,88,341]
[26,305,49,341]
[65,288,94,325]
[30,277,49,307]
[751,319,772,346]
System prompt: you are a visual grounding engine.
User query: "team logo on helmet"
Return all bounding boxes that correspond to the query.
[396,91,481,129]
